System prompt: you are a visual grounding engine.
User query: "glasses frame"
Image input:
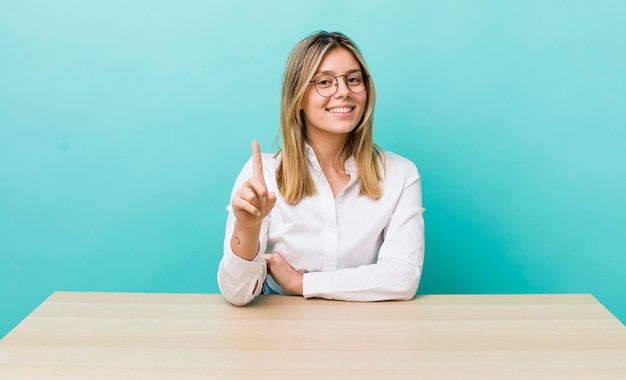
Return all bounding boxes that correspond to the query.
[309,72,369,98]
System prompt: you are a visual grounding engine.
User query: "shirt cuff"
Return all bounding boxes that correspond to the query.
[302,272,332,299]
[223,248,265,278]
[219,249,266,306]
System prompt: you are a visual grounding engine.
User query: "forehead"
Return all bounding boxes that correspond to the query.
[315,47,360,73]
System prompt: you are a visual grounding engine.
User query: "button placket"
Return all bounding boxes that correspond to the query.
[320,173,339,271]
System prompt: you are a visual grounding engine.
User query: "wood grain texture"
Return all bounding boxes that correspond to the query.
[1,292,625,379]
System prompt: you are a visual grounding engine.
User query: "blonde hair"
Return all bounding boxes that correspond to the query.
[276,31,384,204]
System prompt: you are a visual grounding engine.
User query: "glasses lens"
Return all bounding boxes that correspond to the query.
[346,73,366,94]
[315,75,337,97]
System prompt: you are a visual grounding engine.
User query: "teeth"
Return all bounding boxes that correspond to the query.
[328,107,352,113]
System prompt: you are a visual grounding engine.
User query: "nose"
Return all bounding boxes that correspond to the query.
[334,75,351,97]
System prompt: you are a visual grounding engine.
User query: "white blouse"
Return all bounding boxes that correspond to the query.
[218,145,425,306]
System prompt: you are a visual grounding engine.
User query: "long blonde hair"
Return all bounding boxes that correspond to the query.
[276,31,384,204]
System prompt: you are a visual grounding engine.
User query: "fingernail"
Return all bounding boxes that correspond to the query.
[256,210,262,217]
[263,196,268,202]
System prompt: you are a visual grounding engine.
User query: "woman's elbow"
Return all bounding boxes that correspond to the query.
[217,273,259,307]
[387,263,421,301]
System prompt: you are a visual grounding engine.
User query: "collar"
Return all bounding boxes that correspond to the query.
[304,142,357,173]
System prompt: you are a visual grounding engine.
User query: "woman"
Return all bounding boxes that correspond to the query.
[218,31,424,306]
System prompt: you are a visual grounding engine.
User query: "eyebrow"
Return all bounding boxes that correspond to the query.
[314,68,362,76]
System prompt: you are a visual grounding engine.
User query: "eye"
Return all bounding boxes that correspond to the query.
[347,76,362,84]
[315,76,335,88]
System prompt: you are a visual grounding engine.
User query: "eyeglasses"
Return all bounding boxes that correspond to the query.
[309,71,368,97]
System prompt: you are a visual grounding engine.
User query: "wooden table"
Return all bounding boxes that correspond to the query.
[1,292,625,379]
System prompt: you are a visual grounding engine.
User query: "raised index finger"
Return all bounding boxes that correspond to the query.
[252,140,264,181]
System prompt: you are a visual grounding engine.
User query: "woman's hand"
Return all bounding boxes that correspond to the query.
[232,141,276,228]
[264,252,303,295]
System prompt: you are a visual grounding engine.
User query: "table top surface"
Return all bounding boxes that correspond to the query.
[1,292,625,379]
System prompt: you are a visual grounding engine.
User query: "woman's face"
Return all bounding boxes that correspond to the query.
[300,47,367,142]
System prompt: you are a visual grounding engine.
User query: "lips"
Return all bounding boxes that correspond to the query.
[327,106,355,113]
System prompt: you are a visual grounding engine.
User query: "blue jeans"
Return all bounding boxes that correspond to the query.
[262,280,279,295]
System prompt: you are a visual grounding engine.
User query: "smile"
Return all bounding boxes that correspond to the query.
[327,106,354,113]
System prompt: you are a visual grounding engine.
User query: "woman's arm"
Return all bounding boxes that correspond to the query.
[301,160,424,301]
[217,142,276,306]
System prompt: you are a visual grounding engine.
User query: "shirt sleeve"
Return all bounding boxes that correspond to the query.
[217,158,270,306]
[302,160,425,301]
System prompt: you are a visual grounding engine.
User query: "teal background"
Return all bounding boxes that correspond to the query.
[1,0,625,338]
